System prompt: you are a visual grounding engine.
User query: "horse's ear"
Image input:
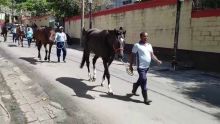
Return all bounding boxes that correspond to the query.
[124,30,126,35]
[114,28,119,34]
[82,28,86,35]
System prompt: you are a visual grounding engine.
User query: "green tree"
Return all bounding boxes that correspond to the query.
[0,0,11,6]
[15,0,51,16]
[50,0,80,18]
[14,0,80,17]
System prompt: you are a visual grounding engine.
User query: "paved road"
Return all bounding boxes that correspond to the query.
[0,35,220,124]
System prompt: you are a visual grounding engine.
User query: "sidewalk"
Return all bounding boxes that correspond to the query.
[0,49,67,123]
[0,73,10,124]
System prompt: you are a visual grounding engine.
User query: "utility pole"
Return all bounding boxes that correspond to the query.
[11,0,14,23]
[172,0,184,70]
[80,0,85,47]
[88,0,92,29]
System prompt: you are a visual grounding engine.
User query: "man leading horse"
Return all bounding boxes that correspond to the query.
[1,22,8,42]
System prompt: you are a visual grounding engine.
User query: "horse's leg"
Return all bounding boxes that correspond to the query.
[85,52,92,81]
[44,44,48,61]
[21,37,23,47]
[18,36,20,46]
[92,55,99,81]
[37,41,42,60]
[101,55,115,86]
[102,58,113,94]
[4,33,7,42]
[108,54,115,66]
[48,43,53,62]
[101,71,106,87]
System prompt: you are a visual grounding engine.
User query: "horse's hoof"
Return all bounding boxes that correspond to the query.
[101,83,104,87]
[92,78,96,82]
[89,78,93,82]
[44,58,47,61]
[108,92,113,95]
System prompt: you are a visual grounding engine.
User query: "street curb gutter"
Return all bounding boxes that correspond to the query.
[0,56,67,123]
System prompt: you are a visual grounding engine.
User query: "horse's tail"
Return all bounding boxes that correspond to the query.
[80,49,86,68]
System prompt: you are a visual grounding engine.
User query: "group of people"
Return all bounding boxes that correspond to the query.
[1,22,67,62]
[11,24,34,47]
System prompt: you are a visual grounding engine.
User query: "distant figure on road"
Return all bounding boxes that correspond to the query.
[12,24,18,43]
[26,27,33,47]
[129,32,162,105]
[1,22,8,42]
[55,26,67,62]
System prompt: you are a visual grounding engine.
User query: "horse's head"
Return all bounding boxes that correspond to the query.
[48,28,56,42]
[109,29,126,59]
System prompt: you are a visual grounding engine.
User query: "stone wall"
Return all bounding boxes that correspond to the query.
[191,9,220,53]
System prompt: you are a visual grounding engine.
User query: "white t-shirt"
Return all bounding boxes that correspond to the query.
[55,32,67,42]
[132,42,153,69]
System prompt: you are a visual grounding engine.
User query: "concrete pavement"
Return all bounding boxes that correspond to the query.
[0,37,67,123]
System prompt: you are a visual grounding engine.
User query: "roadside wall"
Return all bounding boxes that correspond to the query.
[191,9,220,53]
[63,0,220,72]
[28,15,55,27]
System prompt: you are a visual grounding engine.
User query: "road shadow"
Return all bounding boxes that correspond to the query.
[19,57,39,65]
[149,65,220,108]
[19,57,58,65]
[99,93,143,104]
[8,44,18,47]
[182,81,220,107]
[56,77,106,100]
[214,112,220,120]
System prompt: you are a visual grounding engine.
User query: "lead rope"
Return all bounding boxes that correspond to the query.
[120,58,134,76]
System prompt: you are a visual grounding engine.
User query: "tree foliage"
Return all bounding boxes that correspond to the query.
[0,0,11,6]
[50,0,80,18]
[14,0,80,19]
[15,0,51,16]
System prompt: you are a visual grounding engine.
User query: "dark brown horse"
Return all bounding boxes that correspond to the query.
[16,26,25,47]
[31,23,38,43]
[1,24,7,42]
[80,28,126,94]
[34,27,55,61]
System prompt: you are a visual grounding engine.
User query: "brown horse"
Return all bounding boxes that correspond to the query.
[80,28,126,94]
[1,24,7,42]
[34,27,55,61]
[16,26,25,47]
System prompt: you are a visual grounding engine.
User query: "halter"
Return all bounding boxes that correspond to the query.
[113,34,125,53]
[113,44,124,53]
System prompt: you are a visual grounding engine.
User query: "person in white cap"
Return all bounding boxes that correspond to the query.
[55,26,67,62]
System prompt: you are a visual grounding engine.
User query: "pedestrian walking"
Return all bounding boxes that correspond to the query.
[129,32,162,105]
[12,24,18,43]
[55,26,67,62]
[26,27,33,47]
